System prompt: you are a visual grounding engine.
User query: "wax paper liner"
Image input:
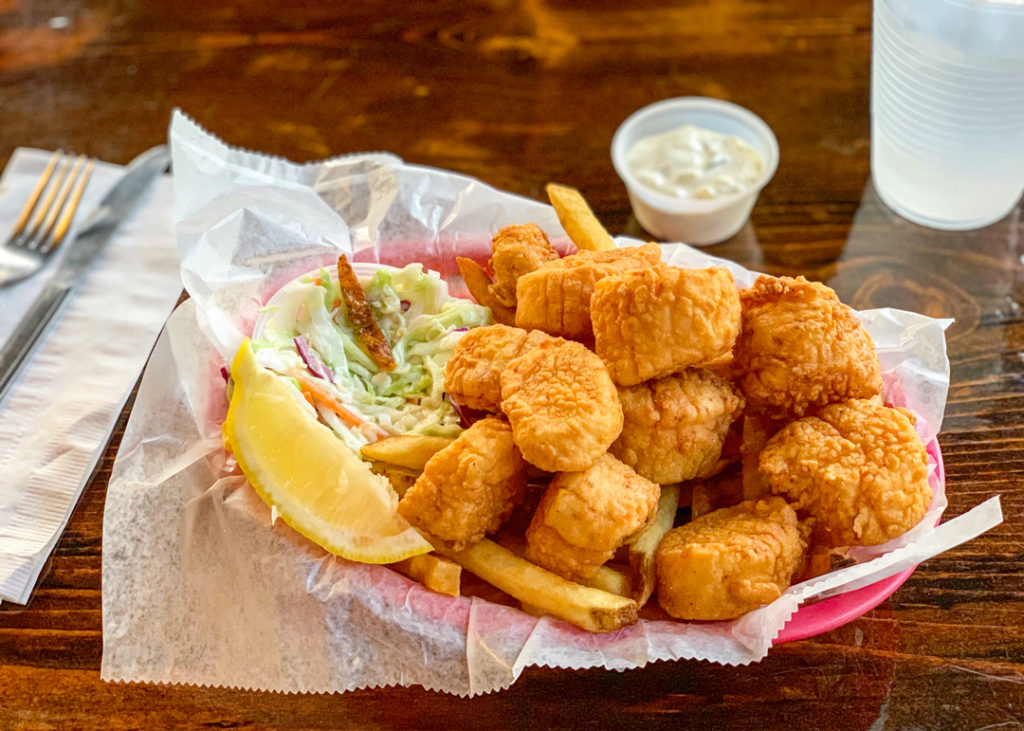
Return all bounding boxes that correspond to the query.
[101,111,1003,696]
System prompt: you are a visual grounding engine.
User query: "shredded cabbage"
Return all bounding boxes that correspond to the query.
[252,263,490,450]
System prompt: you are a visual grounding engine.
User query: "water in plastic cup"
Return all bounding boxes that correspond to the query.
[871,0,1024,230]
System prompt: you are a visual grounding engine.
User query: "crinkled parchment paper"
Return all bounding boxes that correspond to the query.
[101,111,1002,695]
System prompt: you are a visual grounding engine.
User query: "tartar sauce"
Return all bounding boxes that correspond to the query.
[626,124,765,200]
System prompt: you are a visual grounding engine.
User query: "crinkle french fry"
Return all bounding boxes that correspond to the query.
[627,484,680,607]
[360,434,454,472]
[391,553,462,597]
[456,256,515,325]
[545,183,616,252]
[430,537,638,632]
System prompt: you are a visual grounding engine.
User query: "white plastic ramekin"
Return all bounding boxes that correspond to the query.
[611,97,779,246]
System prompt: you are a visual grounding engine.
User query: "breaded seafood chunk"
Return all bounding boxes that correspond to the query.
[526,454,660,581]
[656,497,807,620]
[397,417,527,550]
[514,243,661,341]
[591,264,741,386]
[500,338,623,472]
[444,324,554,411]
[487,223,559,309]
[611,369,744,484]
[759,398,931,547]
[734,275,882,417]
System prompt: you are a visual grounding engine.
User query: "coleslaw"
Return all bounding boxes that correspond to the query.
[250,262,491,451]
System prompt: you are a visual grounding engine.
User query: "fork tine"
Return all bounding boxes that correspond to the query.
[36,155,89,253]
[22,155,73,247]
[9,150,62,241]
[47,158,95,251]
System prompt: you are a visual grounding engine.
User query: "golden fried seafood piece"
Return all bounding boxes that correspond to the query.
[487,223,559,309]
[500,339,623,472]
[444,324,554,411]
[397,417,527,550]
[591,265,741,386]
[656,497,807,621]
[514,243,662,341]
[526,454,660,581]
[759,398,932,547]
[610,369,744,485]
[733,275,882,417]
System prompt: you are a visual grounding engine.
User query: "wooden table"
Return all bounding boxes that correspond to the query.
[1,1,1020,728]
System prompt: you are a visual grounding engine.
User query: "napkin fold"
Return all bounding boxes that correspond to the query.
[0,148,181,604]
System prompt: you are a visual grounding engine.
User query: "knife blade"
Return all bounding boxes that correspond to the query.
[0,145,171,402]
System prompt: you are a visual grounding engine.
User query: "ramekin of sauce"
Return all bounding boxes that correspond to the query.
[611,97,778,245]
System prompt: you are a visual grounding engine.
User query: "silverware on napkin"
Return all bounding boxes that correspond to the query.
[0,145,171,402]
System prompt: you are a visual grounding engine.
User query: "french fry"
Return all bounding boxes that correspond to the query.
[627,483,680,607]
[690,482,715,520]
[391,553,462,597]
[368,463,419,497]
[582,564,633,598]
[545,183,616,252]
[430,537,638,632]
[494,518,631,598]
[456,256,516,325]
[360,434,454,472]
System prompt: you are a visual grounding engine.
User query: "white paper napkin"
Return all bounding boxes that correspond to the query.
[0,148,181,604]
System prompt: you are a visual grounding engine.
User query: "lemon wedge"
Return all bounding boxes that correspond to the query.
[223,338,432,563]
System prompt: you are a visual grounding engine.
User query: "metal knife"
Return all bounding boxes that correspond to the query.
[0,145,171,402]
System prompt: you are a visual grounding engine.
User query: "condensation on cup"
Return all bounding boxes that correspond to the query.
[871,0,1024,230]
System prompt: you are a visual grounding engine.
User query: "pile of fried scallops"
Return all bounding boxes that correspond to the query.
[385,185,933,630]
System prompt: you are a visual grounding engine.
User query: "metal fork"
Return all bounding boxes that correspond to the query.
[0,151,95,287]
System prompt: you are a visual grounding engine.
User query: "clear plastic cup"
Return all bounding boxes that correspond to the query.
[871,0,1024,230]
[611,97,778,246]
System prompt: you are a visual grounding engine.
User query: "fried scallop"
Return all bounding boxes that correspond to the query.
[444,324,554,412]
[733,275,882,417]
[759,398,932,547]
[655,497,807,621]
[591,264,741,386]
[514,243,662,341]
[500,338,623,472]
[611,369,743,485]
[526,454,660,581]
[487,223,560,309]
[397,417,527,550]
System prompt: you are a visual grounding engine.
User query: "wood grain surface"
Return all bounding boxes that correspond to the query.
[1,0,1021,728]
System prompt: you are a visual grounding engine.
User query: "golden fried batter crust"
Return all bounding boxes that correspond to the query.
[611,368,744,484]
[655,497,807,621]
[759,398,932,547]
[514,243,662,341]
[591,265,741,386]
[500,338,623,472]
[526,454,660,581]
[397,417,527,550]
[734,275,882,417]
[444,324,554,411]
[487,223,559,309]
